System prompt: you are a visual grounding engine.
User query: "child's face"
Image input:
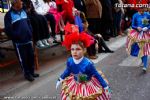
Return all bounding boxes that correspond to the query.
[138,8,145,14]
[71,44,84,60]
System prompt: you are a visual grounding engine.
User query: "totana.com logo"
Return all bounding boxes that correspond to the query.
[115,3,150,8]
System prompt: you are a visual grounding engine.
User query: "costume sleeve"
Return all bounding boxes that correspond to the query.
[87,62,108,88]
[131,14,138,30]
[147,13,150,29]
[60,60,71,79]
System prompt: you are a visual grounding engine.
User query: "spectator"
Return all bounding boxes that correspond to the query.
[43,0,65,34]
[30,0,57,40]
[4,0,39,81]
[55,0,75,24]
[82,19,114,54]
[23,0,51,48]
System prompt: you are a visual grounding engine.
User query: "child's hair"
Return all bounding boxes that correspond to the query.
[80,12,86,20]
[82,19,88,31]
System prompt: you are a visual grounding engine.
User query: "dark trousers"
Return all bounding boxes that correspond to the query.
[94,35,110,52]
[45,13,56,38]
[29,14,50,42]
[0,50,4,59]
[14,42,34,77]
[113,11,122,36]
[87,41,96,56]
[87,18,101,34]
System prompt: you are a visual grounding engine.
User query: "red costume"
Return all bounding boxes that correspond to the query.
[56,0,75,23]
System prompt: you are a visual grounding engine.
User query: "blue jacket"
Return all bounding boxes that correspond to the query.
[132,12,150,30]
[60,57,108,88]
[4,8,32,43]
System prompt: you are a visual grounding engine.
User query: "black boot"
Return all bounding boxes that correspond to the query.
[25,75,34,82]
[104,49,114,53]
[32,73,40,78]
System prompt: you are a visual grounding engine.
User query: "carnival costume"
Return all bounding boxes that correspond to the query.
[48,1,64,34]
[126,12,150,57]
[56,0,75,23]
[56,23,111,100]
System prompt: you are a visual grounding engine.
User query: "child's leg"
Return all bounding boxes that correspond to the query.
[59,16,65,31]
[141,55,148,69]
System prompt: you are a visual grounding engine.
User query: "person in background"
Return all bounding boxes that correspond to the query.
[126,7,150,73]
[4,0,39,81]
[23,0,51,48]
[43,0,65,34]
[30,0,57,41]
[82,19,114,54]
[55,0,76,24]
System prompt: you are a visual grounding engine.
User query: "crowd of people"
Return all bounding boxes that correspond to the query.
[0,0,150,99]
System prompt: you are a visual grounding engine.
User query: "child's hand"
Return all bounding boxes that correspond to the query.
[137,27,142,31]
[104,86,112,99]
[56,78,63,90]
[142,27,148,31]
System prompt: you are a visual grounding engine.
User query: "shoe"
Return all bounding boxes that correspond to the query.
[25,75,34,82]
[42,39,50,46]
[36,40,45,48]
[32,73,39,78]
[89,55,98,59]
[98,50,105,53]
[142,67,147,73]
[105,50,114,53]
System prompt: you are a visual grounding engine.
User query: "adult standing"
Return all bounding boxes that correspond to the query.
[4,0,39,81]
[84,0,102,34]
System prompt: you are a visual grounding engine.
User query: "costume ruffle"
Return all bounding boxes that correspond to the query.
[61,70,110,100]
[126,29,150,57]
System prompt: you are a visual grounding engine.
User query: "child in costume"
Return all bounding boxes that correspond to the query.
[43,0,65,34]
[56,0,78,24]
[56,23,111,99]
[126,7,150,72]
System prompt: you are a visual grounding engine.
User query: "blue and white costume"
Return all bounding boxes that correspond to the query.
[126,12,150,69]
[58,57,110,100]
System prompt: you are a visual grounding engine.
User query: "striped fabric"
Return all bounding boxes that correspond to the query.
[61,75,111,100]
[126,29,150,57]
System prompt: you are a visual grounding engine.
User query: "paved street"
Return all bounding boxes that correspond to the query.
[1,35,150,100]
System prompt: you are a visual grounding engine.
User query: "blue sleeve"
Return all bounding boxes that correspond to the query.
[75,15,83,32]
[4,12,14,38]
[60,60,71,79]
[87,62,108,88]
[131,14,138,30]
[147,14,150,29]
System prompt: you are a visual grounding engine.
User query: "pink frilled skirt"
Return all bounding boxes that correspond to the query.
[126,29,150,57]
[61,71,110,100]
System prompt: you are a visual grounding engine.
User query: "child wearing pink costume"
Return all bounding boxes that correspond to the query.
[44,0,65,34]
